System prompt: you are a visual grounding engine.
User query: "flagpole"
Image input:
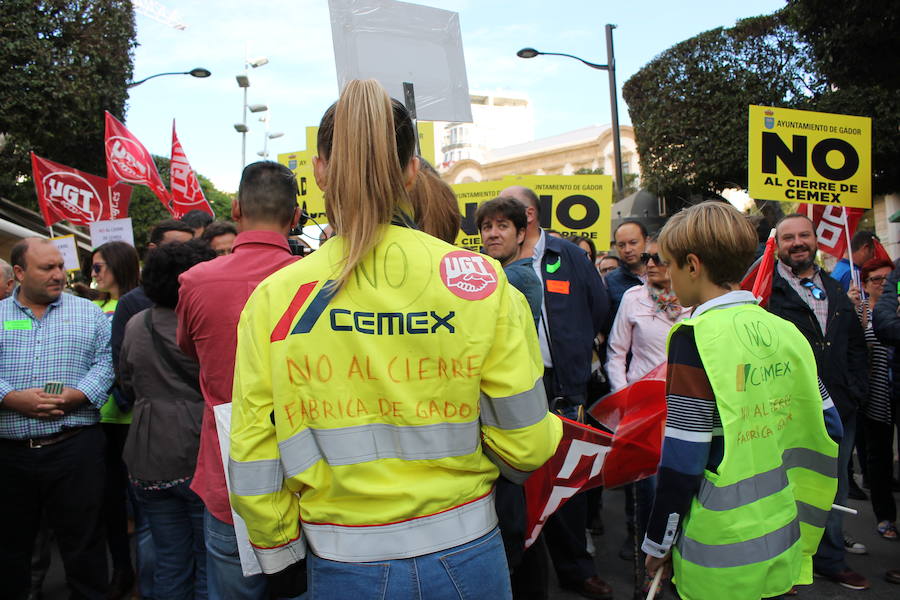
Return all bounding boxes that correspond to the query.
[842,207,861,296]
[48,225,54,238]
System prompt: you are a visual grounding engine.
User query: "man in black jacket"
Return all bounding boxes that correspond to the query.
[502,185,612,600]
[768,213,869,591]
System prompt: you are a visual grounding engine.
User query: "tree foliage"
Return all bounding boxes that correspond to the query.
[622,13,824,198]
[623,4,900,198]
[0,0,136,205]
[787,0,900,196]
[786,0,899,90]
[129,156,233,249]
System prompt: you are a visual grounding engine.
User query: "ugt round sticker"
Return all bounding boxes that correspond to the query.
[440,250,498,300]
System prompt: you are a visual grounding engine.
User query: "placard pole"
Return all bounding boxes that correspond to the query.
[403,82,422,158]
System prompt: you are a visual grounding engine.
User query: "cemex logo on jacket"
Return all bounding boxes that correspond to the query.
[270,280,455,342]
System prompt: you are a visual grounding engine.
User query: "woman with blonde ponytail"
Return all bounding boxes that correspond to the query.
[228,79,561,600]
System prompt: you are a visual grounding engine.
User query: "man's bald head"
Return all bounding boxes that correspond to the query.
[500,185,540,231]
[501,186,539,212]
[0,258,14,300]
[9,237,65,305]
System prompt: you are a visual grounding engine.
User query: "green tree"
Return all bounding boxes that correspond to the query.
[622,13,823,198]
[623,4,900,198]
[787,0,900,195]
[0,0,136,206]
[129,155,234,248]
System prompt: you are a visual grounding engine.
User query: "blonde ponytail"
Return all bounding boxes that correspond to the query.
[323,79,415,287]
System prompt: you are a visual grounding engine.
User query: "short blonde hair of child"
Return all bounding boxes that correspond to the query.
[658,201,757,287]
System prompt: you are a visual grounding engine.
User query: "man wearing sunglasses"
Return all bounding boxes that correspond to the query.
[768,213,870,592]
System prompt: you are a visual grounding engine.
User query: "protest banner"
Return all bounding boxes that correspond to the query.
[277,149,325,222]
[328,0,472,123]
[523,364,667,547]
[105,112,172,213]
[31,152,132,227]
[170,121,214,218]
[49,235,80,272]
[748,105,871,209]
[454,175,613,251]
[89,217,135,248]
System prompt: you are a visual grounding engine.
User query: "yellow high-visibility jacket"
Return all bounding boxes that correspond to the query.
[229,225,562,573]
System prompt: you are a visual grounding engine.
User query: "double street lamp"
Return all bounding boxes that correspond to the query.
[234,55,269,168]
[256,115,284,159]
[517,24,624,198]
[128,67,211,89]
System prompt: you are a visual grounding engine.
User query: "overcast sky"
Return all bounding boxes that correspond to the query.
[125,0,786,192]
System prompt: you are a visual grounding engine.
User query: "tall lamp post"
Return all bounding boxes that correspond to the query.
[128,67,211,88]
[517,24,624,198]
[234,54,269,168]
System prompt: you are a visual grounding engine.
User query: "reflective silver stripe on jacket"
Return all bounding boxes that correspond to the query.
[229,458,285,496]
[697,447,837,511]
[302,491,498,562]
[277,420,481,480]
[796,501,829,529]
[678,517,800,568]
[482,442,530,484]
[252,533,307,574]
[480,378,548,430]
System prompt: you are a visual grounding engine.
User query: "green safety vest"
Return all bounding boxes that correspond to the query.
[669,302,838,600]
[93,298,131,425]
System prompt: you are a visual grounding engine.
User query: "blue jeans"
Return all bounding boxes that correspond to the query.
[134,480,208,600]
[813,411,855,574]
[131,485,157,598]
[204,510,270,600]
[307,527,511,600]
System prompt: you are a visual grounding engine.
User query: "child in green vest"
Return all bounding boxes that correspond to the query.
[643,201,841,600]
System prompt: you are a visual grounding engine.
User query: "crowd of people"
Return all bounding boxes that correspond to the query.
[0,78,897,600]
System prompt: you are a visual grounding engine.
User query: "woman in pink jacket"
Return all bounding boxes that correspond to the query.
[606,236,690,392]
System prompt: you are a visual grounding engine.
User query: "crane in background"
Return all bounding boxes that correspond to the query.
[131,0,187,30]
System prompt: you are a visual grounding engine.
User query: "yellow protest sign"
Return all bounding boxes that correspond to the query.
[748,105,871,209]
[452,175,613,251]
[417,121,435,167]
[451,181,512,250]
[306,126,319,155]
[277,150,326,221]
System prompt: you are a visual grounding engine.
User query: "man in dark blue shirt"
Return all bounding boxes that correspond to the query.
[475,196,541,327]
[605,219,649,314]
[502,185,613,600]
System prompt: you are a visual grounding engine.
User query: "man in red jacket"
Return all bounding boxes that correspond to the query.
[176,161,301,599]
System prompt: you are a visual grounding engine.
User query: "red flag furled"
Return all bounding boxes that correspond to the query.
[800,204,865,260]
[104,111,172,214]
[31,152,133,227]
[740,233,777,308]
[523,364,667,548]
[170,121,213,218]
[873,238,892,263]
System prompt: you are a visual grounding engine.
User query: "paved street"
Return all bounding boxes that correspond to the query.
[38,480,900,599]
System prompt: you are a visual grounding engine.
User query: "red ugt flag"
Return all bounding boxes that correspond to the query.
[800,204,864,260]
[523,365,667,548]
[31,152,133,227]
[105,111,172,214]
[170,121,213,218]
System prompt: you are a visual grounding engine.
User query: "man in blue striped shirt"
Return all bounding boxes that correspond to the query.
[0,238,115,599]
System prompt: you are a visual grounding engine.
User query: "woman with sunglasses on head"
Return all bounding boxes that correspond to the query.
[91,241,143,598]
[606,236,690,393]
[849,258,898,540]
[228,80,561,600]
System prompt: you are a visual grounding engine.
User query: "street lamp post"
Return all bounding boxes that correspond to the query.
[255,114,284,159]
[234,53,269,168]
[517,24,624,198]
[128,67,211,89]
